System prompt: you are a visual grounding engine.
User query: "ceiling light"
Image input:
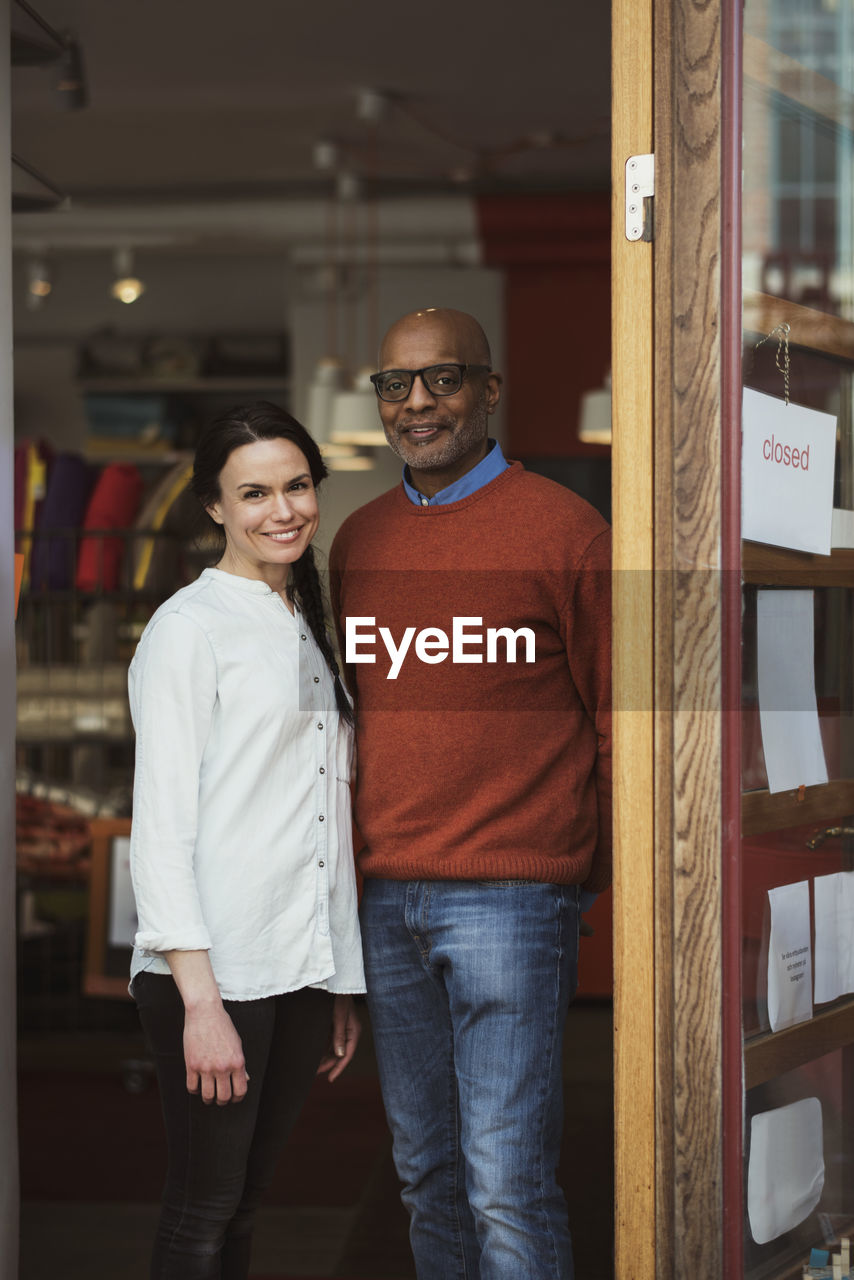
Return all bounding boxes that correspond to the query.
[305,357,344,444]
[26,256,51,310]
[329,367,387,447]
[53,39,87,110]
[320,442,359,459]
[313,139,339,172]
[578,373,612,445]
[356,89,389,124]
[336,171,362,203]
[110,247,145,304]
[325,454,376,472]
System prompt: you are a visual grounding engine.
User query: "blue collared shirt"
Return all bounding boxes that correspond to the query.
[402,439,510,506]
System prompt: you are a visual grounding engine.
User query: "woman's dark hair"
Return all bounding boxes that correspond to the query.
[190,401,353,726]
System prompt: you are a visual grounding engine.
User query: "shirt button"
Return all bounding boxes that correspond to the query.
[420,496,429,506]
[317,722,324,731]
[301,634,307,641]
[319,814,325,822]
[319,767,325,774]
[313,676,320,683]
[318,860,325,868]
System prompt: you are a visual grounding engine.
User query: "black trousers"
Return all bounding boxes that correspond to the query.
[133,971,333,1280]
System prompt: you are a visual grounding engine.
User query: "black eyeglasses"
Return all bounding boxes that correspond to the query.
[369,363,492,403]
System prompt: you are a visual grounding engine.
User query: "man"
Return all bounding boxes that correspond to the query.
[329,308,611,1280]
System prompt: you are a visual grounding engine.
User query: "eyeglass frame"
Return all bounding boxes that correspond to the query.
[369,363,493,403]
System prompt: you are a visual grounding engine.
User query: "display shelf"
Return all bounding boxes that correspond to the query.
[78,376,290,394]
[745,999,854,1089]
[742,779,854,837]
[743,541,854,587]
[743,293,854,361]
[83,818,134,1001]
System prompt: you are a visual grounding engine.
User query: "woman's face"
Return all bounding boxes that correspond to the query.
[206,437,320,586]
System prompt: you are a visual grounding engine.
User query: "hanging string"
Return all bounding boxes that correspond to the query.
[752,322,791,406]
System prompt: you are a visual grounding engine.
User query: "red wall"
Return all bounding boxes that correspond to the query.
[476,193,611,460]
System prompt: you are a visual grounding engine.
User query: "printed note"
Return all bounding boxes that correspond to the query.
[767,880,813,1032]
[813,870,854,1005]
[757,590,828,794]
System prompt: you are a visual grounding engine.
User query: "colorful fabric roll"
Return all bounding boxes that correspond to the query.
[76,463,144,592]
[29,453,97,591]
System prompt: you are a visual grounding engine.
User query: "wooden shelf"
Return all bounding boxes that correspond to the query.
[744,33,854,133]
[745,998,854,1089]
[743,540,854,586]
[78,376,289,394]
[742,778,854,835]
[744,293,854,362]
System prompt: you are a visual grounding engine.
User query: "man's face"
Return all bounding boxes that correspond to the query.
[376,320,500,489]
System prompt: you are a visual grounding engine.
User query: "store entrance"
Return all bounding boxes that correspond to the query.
[6,3,617,1278]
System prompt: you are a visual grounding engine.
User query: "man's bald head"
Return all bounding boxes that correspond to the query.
[374,307,502,498]
[379,308,492,371]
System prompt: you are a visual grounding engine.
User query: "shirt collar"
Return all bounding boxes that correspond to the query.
[402,439,510,506]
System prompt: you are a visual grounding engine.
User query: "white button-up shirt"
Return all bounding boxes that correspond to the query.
[128,567,365,1001]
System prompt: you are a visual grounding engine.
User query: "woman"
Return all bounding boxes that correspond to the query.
[128,402,364,1280]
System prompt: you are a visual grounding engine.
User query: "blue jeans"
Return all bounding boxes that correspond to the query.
[361,878,580,1280]
[133,973,333,1280]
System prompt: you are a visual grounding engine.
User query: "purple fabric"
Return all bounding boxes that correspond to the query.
[29,453,97,591]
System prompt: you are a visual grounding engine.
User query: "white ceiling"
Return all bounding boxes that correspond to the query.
[10,0,611,207]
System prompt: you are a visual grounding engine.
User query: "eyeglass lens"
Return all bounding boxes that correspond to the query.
[375,365,464,401]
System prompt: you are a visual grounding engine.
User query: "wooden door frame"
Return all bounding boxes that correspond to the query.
[612,0,741,1275]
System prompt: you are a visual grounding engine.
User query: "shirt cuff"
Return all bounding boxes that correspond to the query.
[134,927,212,954]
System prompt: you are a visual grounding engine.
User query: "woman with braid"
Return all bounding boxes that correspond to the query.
[128,402,364,1280]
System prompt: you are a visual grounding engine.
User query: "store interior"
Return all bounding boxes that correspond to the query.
[11,2,615,1276]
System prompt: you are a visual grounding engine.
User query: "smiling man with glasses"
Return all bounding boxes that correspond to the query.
[330,307,612,1280]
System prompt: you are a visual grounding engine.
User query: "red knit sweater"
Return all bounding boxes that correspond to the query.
[329,462,612,891]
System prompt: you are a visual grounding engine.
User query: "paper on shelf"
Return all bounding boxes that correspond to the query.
[814,870,854,1005]
[767,880,813,1032]
[748,1097,825,1244]
[742,387,836,555]
[107,835,137,949]
[757,589,828,793]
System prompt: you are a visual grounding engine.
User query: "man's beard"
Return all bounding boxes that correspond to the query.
[384,394,490,474]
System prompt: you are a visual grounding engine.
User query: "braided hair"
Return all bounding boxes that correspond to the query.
[190,401,354,726]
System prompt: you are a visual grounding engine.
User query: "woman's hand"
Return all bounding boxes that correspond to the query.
[183,1000,249,1105]
[316,994,361,1083]
[164,949,249,1105]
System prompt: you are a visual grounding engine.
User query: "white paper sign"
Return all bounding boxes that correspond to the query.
[814,870,854,1005]
[767,880,813,1032]
[108,835,137,949]
[748,1098,825,1244]
[742,388,836,555]
[757,590,828,793]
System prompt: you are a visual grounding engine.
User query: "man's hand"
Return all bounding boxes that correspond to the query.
[316,994,361,1084]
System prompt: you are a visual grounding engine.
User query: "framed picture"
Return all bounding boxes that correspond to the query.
[83,817,134,998]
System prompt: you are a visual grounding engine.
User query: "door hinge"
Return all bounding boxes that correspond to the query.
[625,154,655,242]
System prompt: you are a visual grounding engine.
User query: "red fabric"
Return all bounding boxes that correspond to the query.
[76,463,144,591]
[330,463,612,891]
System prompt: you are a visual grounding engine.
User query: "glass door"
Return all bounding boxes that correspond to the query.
[739,3,854,1275]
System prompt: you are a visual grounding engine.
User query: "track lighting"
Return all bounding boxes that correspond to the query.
[26,256,51,310]
[110,248,145,305]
